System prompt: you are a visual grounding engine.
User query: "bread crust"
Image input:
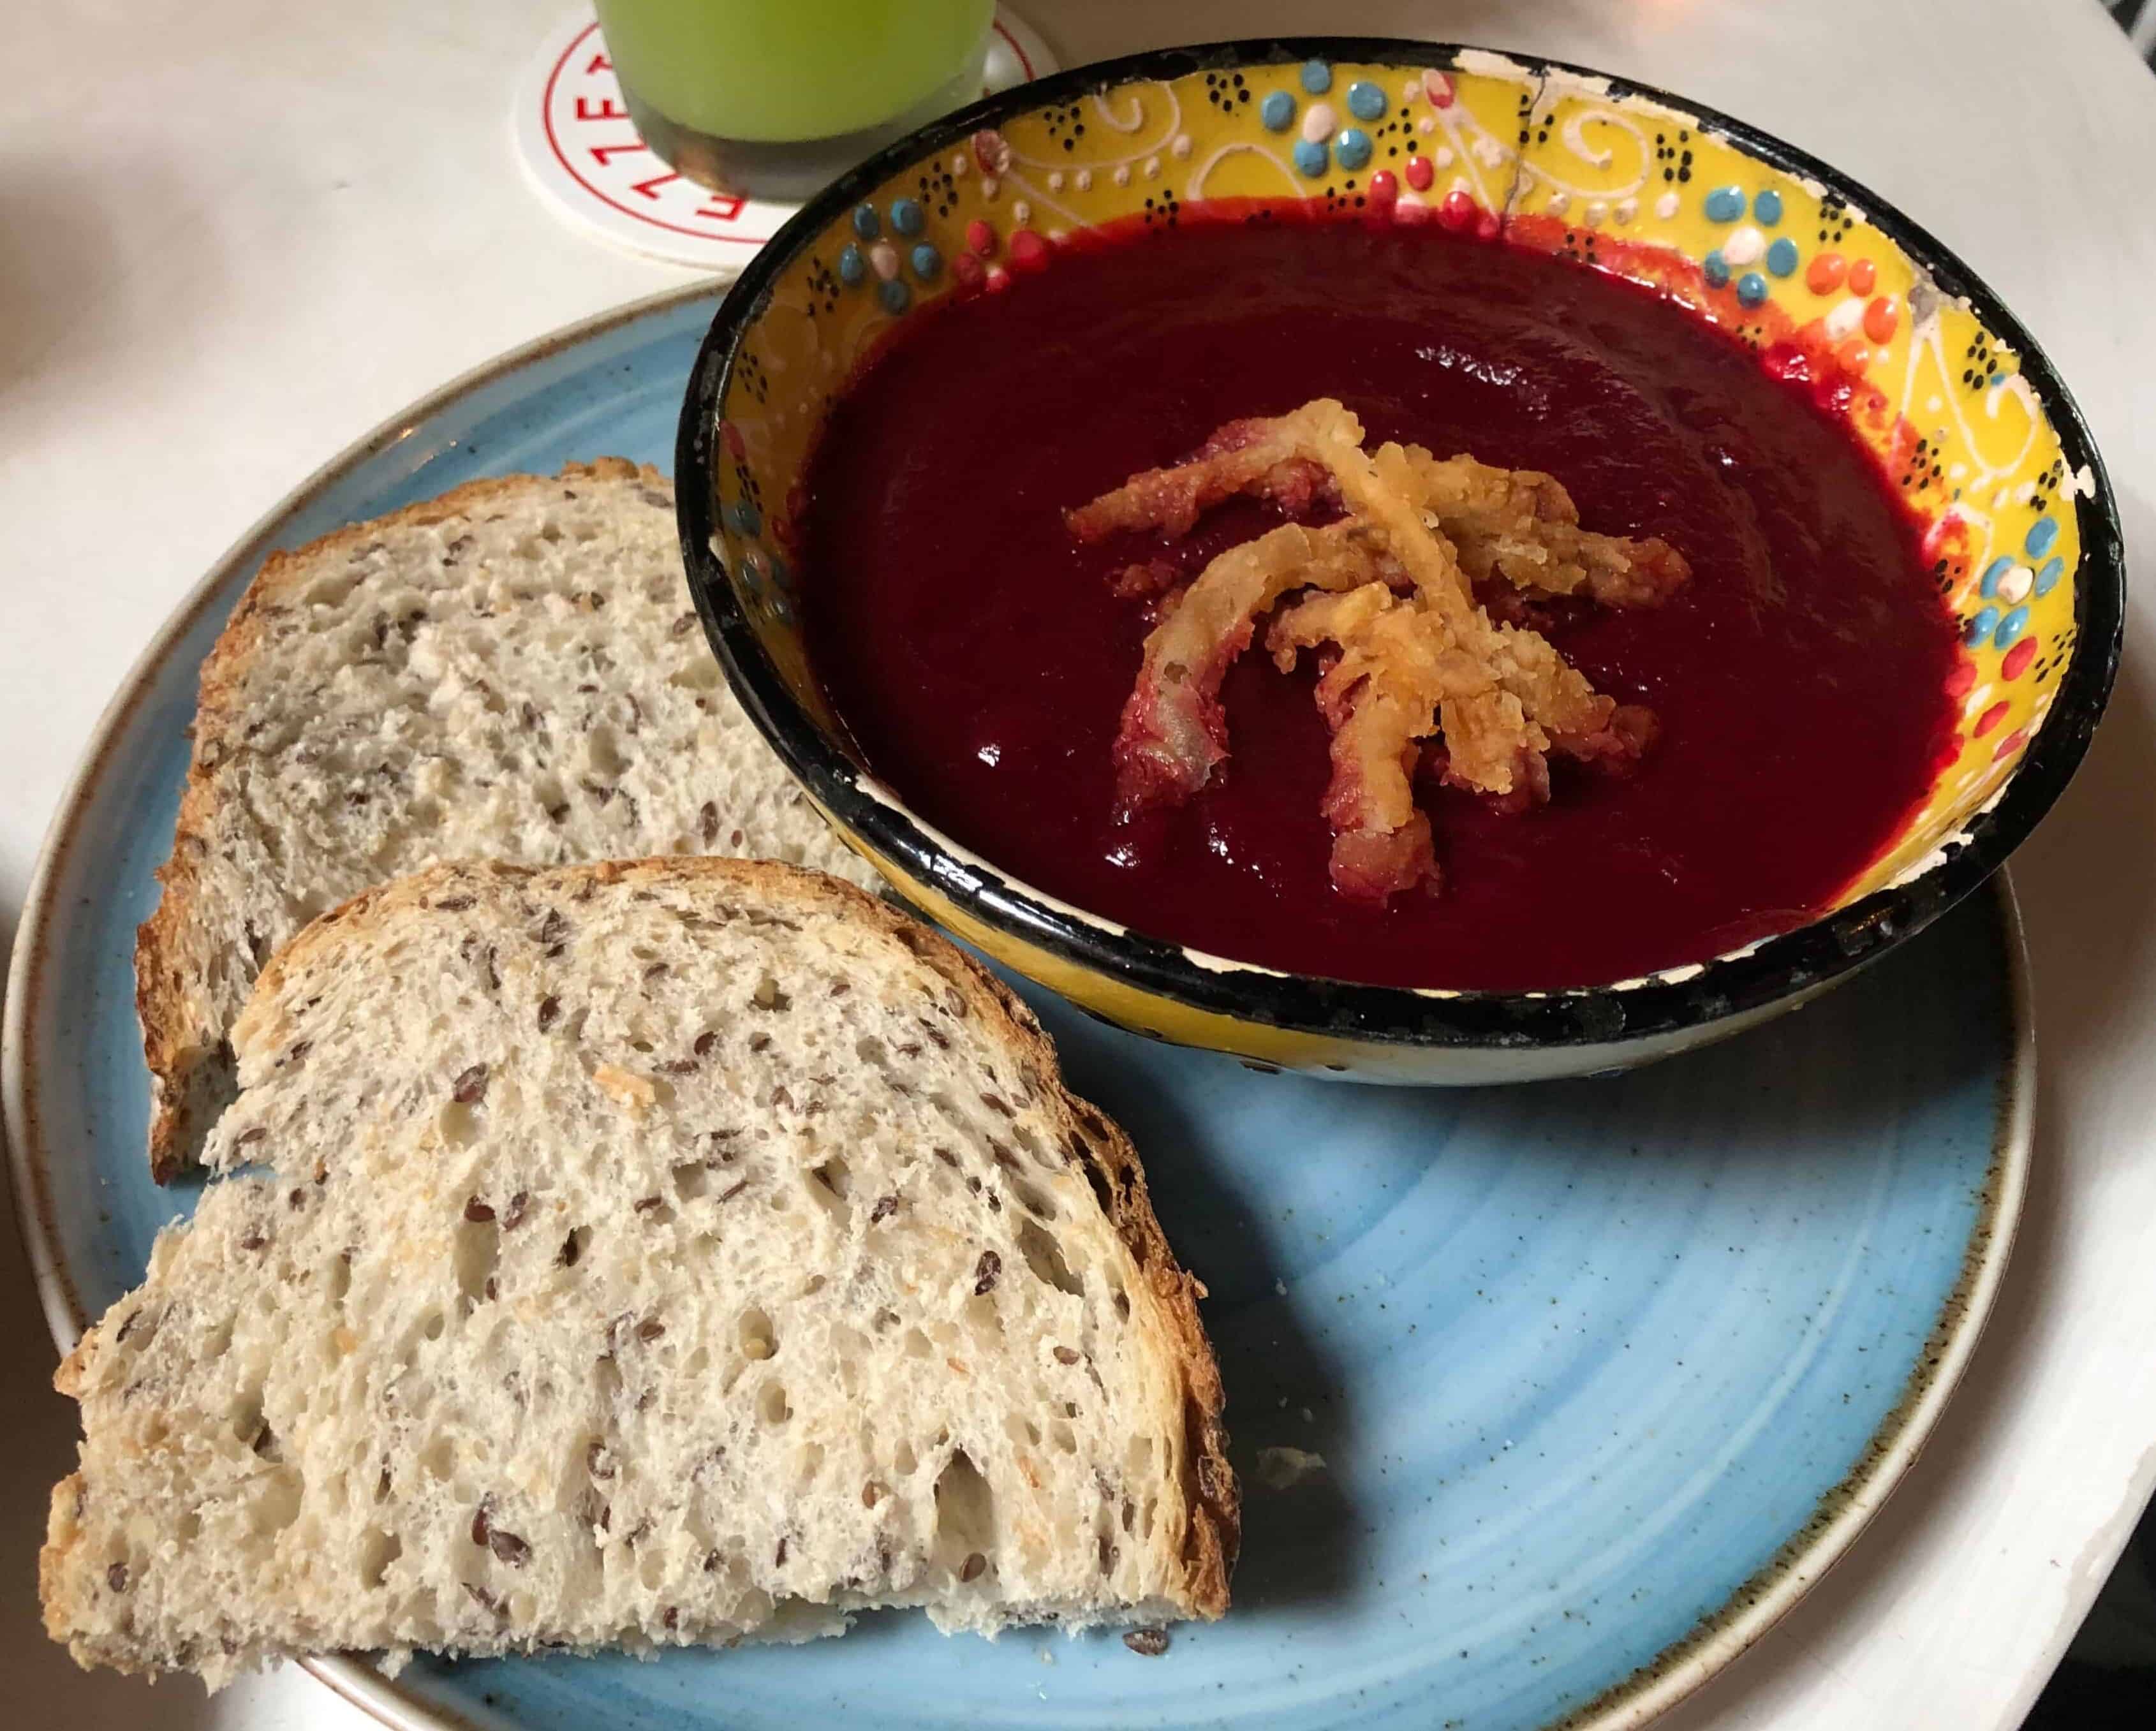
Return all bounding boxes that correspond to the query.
[136,461,667,1181]
[77,857,1234,1672]
[246,856,1239,1621]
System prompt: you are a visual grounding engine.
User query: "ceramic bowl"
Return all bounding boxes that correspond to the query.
[677,37,2122,1084]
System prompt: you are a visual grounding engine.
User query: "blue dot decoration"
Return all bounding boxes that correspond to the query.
[1966,605,2000,646]
[1335,128,1373,172]
[727,497,760,536]
[2024,516,2059,559]
[1702,250,1731,289]
[1765,237,1799,278]
[739,550,765,594]
[889,198,925,237]
[1260,89,1296,131]
[1346,80,1385,121]
[877,277,912,314]
[837,244,866,287]
[1753,188,1783,225]
[2034,556,2065,596]
[851,203,880,240]
[771,591,795,626]
[910,242,942,281]
[767,553,794,595]
[1292,137,1329,178]
[1736,272,1769,307]
[1300,60,1333,94]
[1995,605,2030,649]
[1979,557,2014,598]
[1703,186,1746,223]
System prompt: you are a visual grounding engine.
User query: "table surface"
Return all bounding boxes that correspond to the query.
[4,1,2153,1726]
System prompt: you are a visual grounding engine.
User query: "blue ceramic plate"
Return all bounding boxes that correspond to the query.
[3,288,2030,1731]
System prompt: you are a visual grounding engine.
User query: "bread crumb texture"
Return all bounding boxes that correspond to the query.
[137,462,877,1179]
[52,859,1234,1687]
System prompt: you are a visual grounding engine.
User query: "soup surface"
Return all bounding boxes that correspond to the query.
[801,213,1959,991]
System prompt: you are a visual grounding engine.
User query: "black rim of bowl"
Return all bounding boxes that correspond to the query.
[678,36,2125,1054]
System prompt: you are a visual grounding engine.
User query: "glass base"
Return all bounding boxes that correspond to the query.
[622,49,988,202]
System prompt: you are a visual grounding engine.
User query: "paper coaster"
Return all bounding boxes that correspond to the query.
[514,7,1056,273]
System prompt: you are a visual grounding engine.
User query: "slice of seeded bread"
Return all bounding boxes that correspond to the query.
[45,859,1237,1688]
[138,460,878,1181]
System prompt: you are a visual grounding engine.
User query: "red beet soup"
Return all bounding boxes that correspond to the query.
[800,215,1959,991]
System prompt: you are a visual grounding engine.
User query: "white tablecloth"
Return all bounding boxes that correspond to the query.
[3,2,2153,1726]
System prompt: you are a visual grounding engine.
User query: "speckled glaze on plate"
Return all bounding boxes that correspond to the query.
[3,288,2029,1731]
[679,38,2122,1083]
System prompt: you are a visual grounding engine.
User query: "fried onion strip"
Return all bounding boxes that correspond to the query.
[1081,399,1677,902]
[1069,407,1691,608]
[1111,519,1385,812]
[1270,585,1523,896]
[1066,416,1329,543]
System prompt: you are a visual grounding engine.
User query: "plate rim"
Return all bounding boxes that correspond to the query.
[0,287,2033,1731]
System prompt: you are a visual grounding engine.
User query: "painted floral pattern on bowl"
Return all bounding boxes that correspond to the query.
[702,47,2098,911]
[680,40,2119,1082]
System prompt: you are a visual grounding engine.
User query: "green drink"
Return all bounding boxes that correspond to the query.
[594,0,996,196]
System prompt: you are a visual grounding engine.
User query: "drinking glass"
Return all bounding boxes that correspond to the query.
[593,0,997,198]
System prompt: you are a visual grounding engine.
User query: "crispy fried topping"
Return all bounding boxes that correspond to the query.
[1110,519,1387,812]
[1075,401,1683,900]
[1066,416,1331,543]
[1070,401,1690,608]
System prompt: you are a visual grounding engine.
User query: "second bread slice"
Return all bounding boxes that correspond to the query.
[137,460,876,1179]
